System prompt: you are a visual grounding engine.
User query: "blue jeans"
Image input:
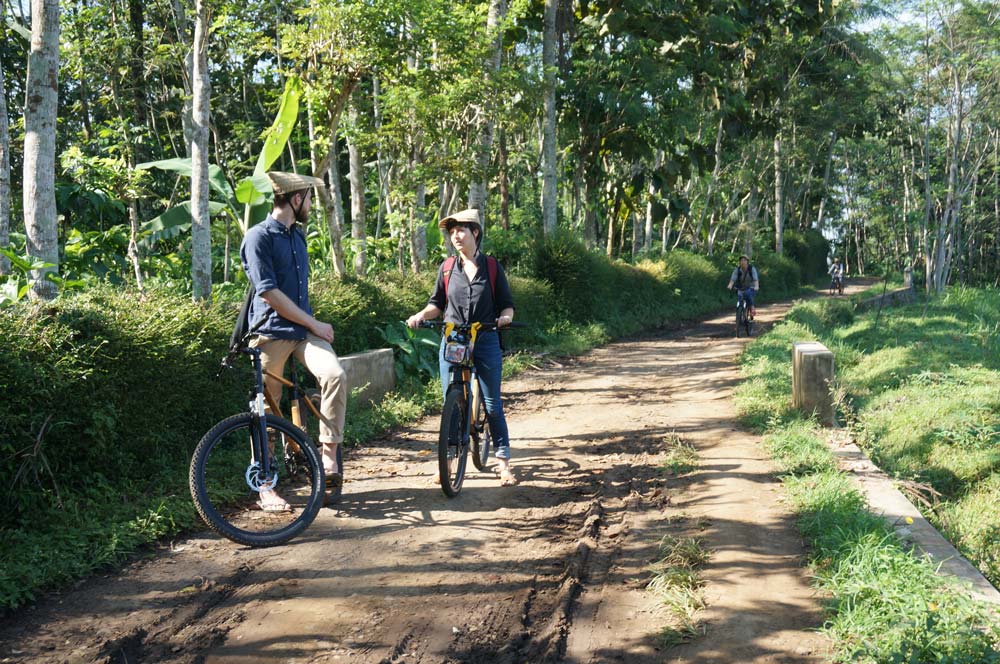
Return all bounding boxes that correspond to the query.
[439,331,510,459]
[737,288,756,309]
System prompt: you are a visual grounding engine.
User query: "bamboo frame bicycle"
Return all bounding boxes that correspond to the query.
[261,362,343,504]
[420,320,524,497]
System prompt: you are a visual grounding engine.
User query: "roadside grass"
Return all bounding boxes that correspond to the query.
[648,533,710,647]
[737,287,1000,662]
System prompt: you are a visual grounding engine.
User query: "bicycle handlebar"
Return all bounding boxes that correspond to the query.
[419,320,527,332]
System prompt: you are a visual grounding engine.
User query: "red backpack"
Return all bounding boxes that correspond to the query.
[441,254,499,300]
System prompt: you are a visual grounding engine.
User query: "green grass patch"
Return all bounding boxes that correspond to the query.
[647,533,710,647]
[736,288,1000,662]
[660,433,699,476]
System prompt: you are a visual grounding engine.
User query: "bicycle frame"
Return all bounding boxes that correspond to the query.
[442,322,482,444]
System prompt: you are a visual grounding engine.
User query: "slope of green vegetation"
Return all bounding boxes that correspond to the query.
[736,287,1000,661]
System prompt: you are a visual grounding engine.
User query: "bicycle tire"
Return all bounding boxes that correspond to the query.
[190,413,324,547]
[439,385,470,497]
[735,305,743,338]
[470,380,491,472]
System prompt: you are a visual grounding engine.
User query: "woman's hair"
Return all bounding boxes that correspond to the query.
[446,221,482,244]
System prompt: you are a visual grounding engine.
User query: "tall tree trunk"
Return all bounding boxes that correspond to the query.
[631,211,641,258]
[815,131,836,229]
[468,0,508,224]
[373,76,388,240]
[169,0,194,152]
[773,131,784,255]
[698,116,725,252]
[645,151,662,252]
[540,0,558,236]
[311,89,351,278]
[0,54,10,276]
[498,127,510,230]
[582,172,597,248]
[921,11,934,292]
[190,0,212,301]
[933,63,964,294]
[127,0,148,162]
[347,99,367,278]
[23,0,60,300]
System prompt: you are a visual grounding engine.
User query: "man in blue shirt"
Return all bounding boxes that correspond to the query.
[240,171,346,510]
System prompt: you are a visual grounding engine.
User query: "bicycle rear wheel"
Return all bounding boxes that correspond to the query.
[190,413,324,547]
[470,379,491,472]
[735,305,744,338]
[439,385,470,497]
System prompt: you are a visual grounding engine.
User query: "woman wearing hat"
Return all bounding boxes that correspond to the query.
[406,209,518,486]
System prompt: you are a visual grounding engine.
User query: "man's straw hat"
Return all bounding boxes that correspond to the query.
[438,208,483,231]
[267,171,325,195]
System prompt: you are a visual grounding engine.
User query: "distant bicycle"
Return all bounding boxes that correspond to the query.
[420,320,525,496]
[735,289,754,338]
[829,274,845,295]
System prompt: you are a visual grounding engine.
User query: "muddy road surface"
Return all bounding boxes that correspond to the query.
[2,296,840,664]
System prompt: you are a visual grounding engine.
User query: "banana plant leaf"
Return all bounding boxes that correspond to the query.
[141,201,229,246]
[136,158,237,210]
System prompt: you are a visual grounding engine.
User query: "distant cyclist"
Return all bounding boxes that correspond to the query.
[727,255,759,319]
[828,257,844,294]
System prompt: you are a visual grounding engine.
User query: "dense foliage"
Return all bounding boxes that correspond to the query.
[7,0,994,301]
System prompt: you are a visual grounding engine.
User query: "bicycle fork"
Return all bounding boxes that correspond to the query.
[247,349,277,492]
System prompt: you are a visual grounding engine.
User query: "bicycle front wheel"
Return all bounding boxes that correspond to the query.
[439,385,470,497]
[190,413,324,547]
[470,379,491,472]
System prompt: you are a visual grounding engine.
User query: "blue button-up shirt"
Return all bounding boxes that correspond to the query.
[240,215,311,340]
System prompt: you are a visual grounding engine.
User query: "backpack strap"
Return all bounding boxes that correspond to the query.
[486,256,498,298]
[441,255,458,295]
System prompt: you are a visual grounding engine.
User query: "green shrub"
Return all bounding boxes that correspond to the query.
[782,229,829,282]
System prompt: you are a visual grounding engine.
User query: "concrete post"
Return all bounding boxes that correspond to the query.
[792,341,836,426]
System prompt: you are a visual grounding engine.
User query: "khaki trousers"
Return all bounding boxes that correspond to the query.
[251,334,347,444]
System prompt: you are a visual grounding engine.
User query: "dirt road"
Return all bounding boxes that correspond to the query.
[1,298,835,664]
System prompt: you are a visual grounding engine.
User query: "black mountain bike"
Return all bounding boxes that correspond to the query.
[829,274,844,295]
[420,320,524,497]
[189,323,325,546]
[735,289,754,338]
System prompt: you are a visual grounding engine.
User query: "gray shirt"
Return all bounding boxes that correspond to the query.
[429,253,515,325]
